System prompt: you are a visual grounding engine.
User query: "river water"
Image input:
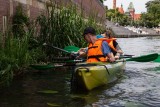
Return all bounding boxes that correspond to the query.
[0,36,160,107]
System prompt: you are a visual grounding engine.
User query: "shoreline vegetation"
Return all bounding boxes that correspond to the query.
[0,2,105,87]
[1,0,160,87]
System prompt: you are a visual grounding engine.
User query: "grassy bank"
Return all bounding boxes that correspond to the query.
[0,2,105,87]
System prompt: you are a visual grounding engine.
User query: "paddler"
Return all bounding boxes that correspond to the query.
[77,27,115,63]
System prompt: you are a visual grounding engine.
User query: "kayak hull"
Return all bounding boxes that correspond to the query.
[71,61,126,91]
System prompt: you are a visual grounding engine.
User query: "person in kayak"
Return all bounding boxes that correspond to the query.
[78,27,115,63]
[97,30,123,59]
[77,30,123,60]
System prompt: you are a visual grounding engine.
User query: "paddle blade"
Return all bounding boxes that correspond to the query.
[64,46,80,52]
[126,53,158,62]
[154,55,160,62]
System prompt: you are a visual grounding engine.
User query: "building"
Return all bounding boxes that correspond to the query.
[125,2,141,21]
[0,0,105,33]
[118,4,124,14]
[113,0,141,20]
[113,0,116,9]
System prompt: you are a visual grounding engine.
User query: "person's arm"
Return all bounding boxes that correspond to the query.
[116,44,123,54]
[113,40,123,59]
[113,40,123,54]
[102,41,115,62]
[113,43,123,59]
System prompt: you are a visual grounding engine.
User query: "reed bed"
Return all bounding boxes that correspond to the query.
[0,2,105,87]
[36,1,105,48]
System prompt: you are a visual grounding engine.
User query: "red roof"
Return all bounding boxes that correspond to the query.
[118,7,124,14]
[134,14,141,20]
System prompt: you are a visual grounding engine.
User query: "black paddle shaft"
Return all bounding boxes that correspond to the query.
[43,43,71,54]
[43,43,78,59]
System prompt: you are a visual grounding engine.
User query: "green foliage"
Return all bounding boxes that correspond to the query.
[99,0,104,3]
[0,1,105,87]
[12,4,29,38]
[0,30,42,87]
[106,9,131,26]
[145,0,160,9]
[140,0,160,27]
[1,33,31,69]
[36,2,105,59]
[0,65,12,87]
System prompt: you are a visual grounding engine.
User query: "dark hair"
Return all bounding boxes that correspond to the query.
[101,30,107,34]
[105,30,112,38]
[82,27,96,36]
[105,32,110,38]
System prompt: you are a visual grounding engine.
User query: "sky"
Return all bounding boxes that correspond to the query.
[103,0,151,14]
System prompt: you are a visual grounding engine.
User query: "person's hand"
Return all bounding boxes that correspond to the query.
[78,48,86,53]
[115,55,120,60]
[109,57,115,62]
[75,48,87,59]
[117,50,123,54]
[107,53,115,62]
[76,51,86,59]
[70,52,78,59]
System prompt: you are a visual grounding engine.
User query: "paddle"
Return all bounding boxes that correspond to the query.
[30,53,158,70]
[119,54,134,58]
[29,59,84,70]
[154,54,160,62]
[64,46,80,53]
[43,43,71,54]
[125,53,158,62]
[63,45,136,58]
[43,43,79,59]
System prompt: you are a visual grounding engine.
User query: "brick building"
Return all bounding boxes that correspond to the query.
[113,0,141,21]
[0,0,105,33]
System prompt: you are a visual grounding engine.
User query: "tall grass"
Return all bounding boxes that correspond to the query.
[0,4,39,87]
[0,1,106,87]
[0,31,32,87]
[36,1,105,49]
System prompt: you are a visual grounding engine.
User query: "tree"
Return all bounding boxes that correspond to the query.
[140,0,160,27]
[106,8,130,26]
[99,0,103,4]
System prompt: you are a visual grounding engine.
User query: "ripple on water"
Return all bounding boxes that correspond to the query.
[93,67,160,107]
[140,89,160,107]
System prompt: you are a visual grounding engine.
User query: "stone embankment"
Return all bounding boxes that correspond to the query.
[106,21,160,38]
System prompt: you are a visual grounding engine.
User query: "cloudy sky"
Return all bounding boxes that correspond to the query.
[103,0,151,13]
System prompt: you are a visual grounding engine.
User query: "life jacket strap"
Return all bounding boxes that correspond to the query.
[88,55,105,61]
[88,46,98,50]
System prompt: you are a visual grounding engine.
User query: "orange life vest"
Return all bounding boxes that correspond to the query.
[107,38,117,52]
[98,38,117,54]
[87,39,108,63]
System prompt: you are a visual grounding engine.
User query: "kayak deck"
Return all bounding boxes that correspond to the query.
[71,61,126,91]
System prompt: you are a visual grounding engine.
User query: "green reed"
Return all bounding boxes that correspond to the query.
[0,27,44,87]
[36,1,105,49]
[0,1,106,87]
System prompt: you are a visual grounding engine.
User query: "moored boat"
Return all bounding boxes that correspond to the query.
[71,61,126,91]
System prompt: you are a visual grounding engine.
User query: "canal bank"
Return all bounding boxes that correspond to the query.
[106,20,160,38]
[115,34,160,38]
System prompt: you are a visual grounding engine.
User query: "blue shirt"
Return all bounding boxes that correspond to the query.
[102,41,111,56]
[96,34,104,39]
[96,34,111,56]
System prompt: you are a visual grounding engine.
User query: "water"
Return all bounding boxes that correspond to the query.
[0,36,160,107]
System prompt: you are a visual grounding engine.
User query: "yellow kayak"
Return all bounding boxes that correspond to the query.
[71,61,126,91]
